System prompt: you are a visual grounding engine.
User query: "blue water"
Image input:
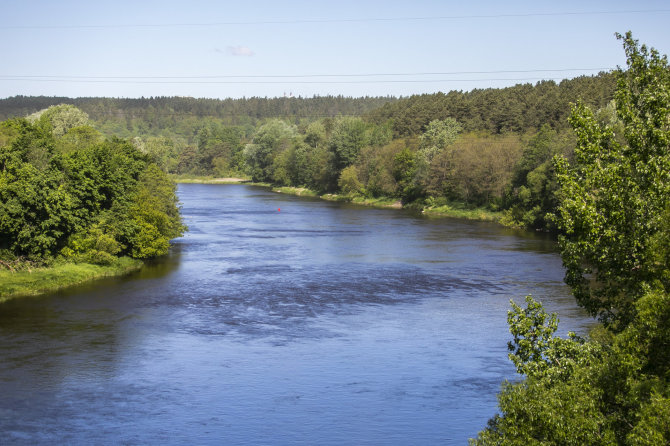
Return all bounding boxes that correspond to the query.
[0,184,592,444]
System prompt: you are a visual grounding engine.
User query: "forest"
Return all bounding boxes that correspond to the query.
[0,70,617,230]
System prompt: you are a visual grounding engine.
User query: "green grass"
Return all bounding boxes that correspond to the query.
[170,174,251,184]
[421,203,502,221]
[318,193,401,208]
[272,186,319,197]
[348,195,402,208]
[0,257,142,302]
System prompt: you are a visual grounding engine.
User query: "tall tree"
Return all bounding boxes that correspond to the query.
[553,32,670,329]
[473,32,670,445]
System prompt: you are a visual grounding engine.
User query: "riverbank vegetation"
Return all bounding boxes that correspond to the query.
[472,32,670,445]
[0,257,141,302]
[0,108,184,299]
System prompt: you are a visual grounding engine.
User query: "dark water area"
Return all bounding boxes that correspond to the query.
[0,184,592,445]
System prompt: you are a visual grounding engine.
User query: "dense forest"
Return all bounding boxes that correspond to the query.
[0,95,397,138]
[0,71,617,231]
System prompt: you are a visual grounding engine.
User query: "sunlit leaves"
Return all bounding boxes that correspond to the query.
[553,33,670,328]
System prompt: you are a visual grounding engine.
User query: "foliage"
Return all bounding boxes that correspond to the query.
[338,165,363,195]
[29,104,91,137]
[0,115,184,265]
[243,119,296,182]
[328,117,369,170]
[367,73,616,136]
[501,126,575,229]
[553,32,670,328]
[418,118,462,163]
[474,33,670,445]
[0,75,621,222]
[473,290,670,445]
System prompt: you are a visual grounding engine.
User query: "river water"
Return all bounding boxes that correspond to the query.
[0,184,592,445]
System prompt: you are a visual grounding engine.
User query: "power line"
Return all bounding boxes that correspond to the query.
[0,77,596,84]
[0,68,613,80]
[1,9,668,30]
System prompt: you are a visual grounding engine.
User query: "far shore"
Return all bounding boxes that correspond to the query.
[172,176,250,184]
[173,177,502,222]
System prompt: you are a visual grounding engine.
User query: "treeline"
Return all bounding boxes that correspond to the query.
[0,95,397,139]
[0,105,184,268]
[366,72,616,135]
[0,72,618,231]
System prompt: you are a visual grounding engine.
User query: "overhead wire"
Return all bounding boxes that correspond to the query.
[1,9,668,30]
[0,68,614,85]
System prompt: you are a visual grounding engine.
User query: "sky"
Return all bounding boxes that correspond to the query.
[1,0,669,99]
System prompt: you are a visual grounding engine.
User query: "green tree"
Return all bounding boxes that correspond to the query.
[392,147,419,202]
[328,117,368,171]
[244,119,296,182]
[338,165,363,195]
[1,118,184,264]
[474,32,670,446]
[418,118,462,164]
[502,126,575,229]
[553,32,670,328]
[31,104,91,137]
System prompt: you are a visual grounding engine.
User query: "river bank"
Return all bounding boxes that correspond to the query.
[173,177,503,222]
[0,257,142,303]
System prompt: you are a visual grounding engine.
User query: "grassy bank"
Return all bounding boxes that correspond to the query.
[0,257,143,302]
[171,175,250,184]
[421,203,502,222]
[176,180,502,222]
[270,186,502,219]
[272,186,402,209]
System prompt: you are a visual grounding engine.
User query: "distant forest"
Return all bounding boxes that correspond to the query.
[0,72,617,230]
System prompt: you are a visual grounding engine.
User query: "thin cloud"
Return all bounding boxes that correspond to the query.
[226,46,255,57]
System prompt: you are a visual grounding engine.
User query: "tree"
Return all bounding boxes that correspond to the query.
[31,104,91,137]
[502,126,575,229]
[392,147,419,202]
[553,32,670,329]
[328,117,368,171]
[418,118,462,164]
[244,119,296,182]
[1,118,184,264]
[474,32,670,446]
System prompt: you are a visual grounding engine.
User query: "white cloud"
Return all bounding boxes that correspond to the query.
[226,46,255,57]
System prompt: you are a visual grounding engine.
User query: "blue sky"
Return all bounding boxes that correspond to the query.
[1,0,669,99]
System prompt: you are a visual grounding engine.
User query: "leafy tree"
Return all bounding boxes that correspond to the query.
[328,117,368,171]
[392,147,419,202]
[244,119,296,182]
[502,126,575,229]
[418,118,462,164]
[474,33,670,445]
[56,125,104,154]
[304,121,326,148]
[30,104,91,137]
[553,32,670,328]
[338,165,363,195]
[0,115,184,264]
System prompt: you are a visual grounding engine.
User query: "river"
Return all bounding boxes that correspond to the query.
[0,184,592,445]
